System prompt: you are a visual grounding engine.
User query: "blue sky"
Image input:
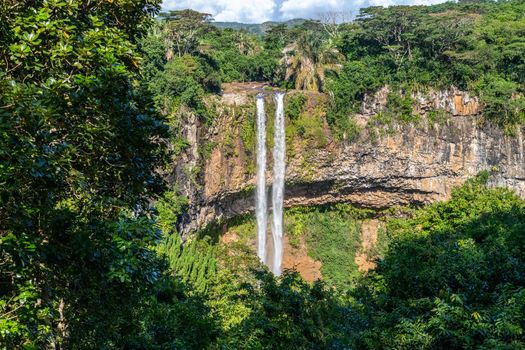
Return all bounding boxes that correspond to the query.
[161,0,449,23]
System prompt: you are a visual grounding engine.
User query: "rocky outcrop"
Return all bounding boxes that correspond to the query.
[361,86,480,117]
[175,83,525,235]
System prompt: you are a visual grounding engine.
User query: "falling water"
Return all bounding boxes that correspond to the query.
[255,95,268,264]
[271,92,286,275]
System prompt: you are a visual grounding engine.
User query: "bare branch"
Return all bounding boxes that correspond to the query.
[317,11,353,39]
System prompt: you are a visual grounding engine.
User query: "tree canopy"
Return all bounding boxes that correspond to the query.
[1,0,167,347]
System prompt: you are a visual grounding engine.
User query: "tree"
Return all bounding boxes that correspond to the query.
[232,30,258,56]
[0,0,167,348]
[354,6,431,71]
[477,75,525,129]
[283,28,343,91]
[318,11,352,41]
[264,24,292,51]
[418,10,476,60]
[160,9,213,60]
[354,175,525,349]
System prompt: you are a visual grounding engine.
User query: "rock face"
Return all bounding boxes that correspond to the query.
[175,84,525,236]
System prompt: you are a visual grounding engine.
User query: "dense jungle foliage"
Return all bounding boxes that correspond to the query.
[155,174,525,349]
[1,0,525,349]
[140,0,525,138]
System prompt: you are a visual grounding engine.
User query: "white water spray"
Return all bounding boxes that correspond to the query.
[271,92,286,275]
[255,95,268,264]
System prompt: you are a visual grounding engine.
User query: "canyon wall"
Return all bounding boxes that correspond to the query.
[173,83,525,235]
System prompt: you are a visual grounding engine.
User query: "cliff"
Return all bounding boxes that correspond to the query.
[173,83,525,236]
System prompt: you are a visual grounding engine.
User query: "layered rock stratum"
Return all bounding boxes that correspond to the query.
[173,83,525,236]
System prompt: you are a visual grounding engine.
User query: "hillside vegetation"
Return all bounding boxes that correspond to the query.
[212,19,306,35]
[153,174,525,349]
[143,1,525,140]
[1,0,525,349]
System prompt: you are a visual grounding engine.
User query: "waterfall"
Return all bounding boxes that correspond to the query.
[271,92,286,275]
[254,92,286,275]
[255,95,268,264]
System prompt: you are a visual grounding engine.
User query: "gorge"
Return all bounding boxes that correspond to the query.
[5,1,525,348]
[169,82,525,282]
[175,84,525,238]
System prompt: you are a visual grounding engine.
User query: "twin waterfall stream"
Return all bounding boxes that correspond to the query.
[256,92,286,275]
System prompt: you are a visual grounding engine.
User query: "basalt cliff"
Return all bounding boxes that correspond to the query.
[172,83,525,236]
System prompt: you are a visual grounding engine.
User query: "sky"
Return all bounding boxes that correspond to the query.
[161,0,450,23]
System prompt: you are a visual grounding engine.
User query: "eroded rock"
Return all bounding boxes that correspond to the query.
[174,85,525,236]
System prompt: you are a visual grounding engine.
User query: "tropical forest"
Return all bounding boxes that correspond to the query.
[1,0,525,349]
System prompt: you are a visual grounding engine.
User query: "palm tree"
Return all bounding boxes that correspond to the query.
[282,31,343,91]
[234,31,258,56]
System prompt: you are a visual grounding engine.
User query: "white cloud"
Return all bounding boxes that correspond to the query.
[279,0,448,20]
[161,0,449,23]
[280,0,355,19]
[410,0,449,5]
[161,0,277,23]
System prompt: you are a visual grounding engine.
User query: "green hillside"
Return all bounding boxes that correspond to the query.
[213,19,307,35]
